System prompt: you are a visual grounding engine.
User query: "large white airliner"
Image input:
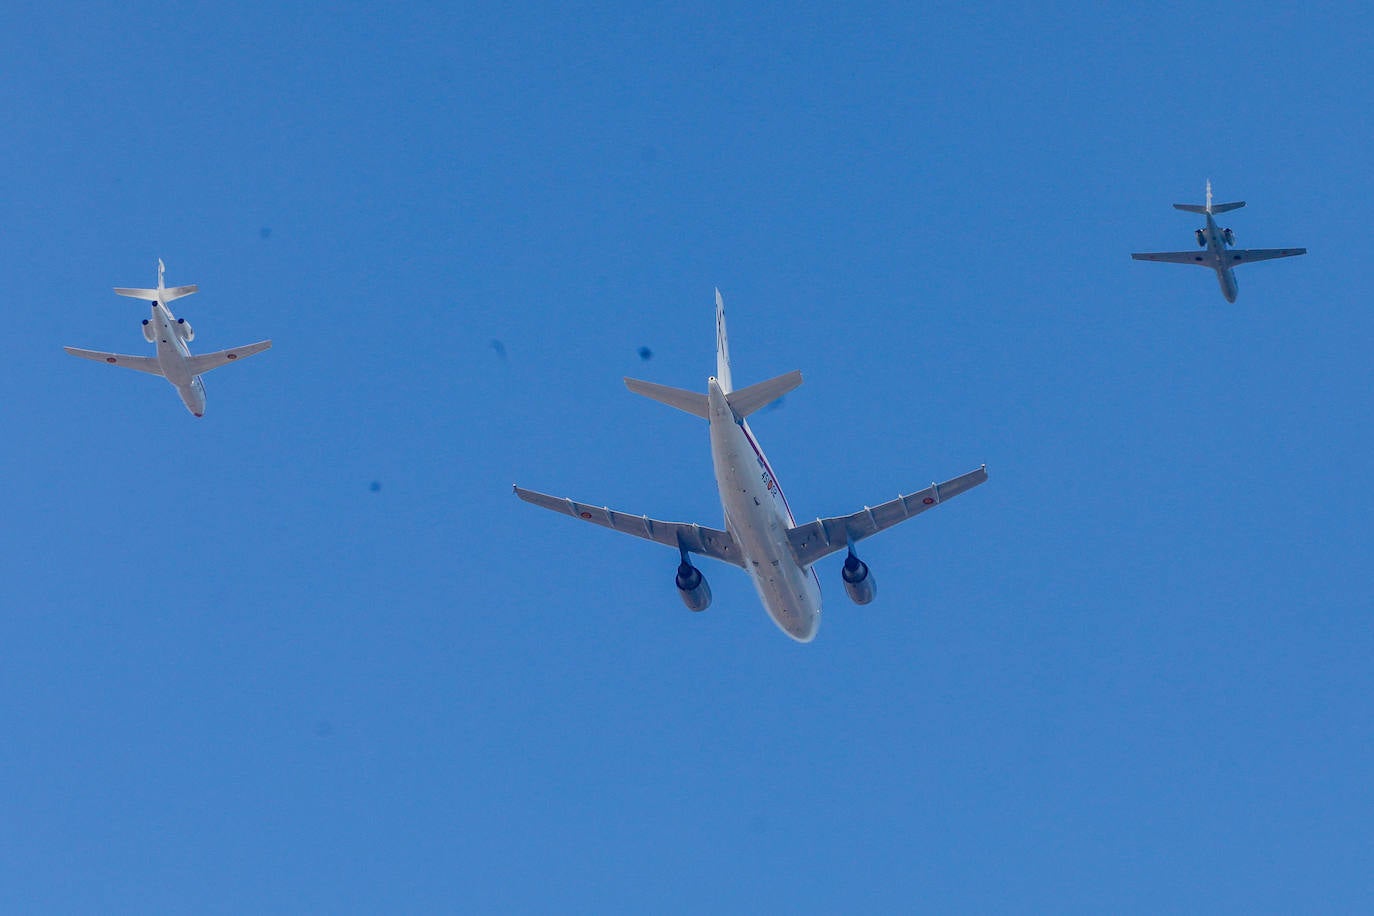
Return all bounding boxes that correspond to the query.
[65,260,271,417]
[1132,181,1306,302]
[515,291,987,642]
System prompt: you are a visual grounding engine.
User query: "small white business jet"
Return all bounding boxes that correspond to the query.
[515,291,987,643]
[65,260,271,417]
[1132,181,1306,302]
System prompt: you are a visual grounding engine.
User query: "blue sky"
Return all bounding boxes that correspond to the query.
[2,1,1370,912]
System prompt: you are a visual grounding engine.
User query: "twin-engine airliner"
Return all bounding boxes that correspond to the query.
[1131,181,1306,302]
[65,260,271,417]
[515,290,987,643]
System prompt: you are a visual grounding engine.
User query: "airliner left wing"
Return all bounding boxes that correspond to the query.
[184,340,273,375]
[787,466,988,567]
[63,347,164,376]
[513,486,746,567]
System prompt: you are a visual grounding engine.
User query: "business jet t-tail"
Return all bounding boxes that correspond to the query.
[1131,181,1306,302]
[514,291,987,643]
[65,260,271,417]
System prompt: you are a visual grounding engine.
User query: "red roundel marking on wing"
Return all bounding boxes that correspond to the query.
[922,497,935,505]
[579,511,592,519]
[106,357,117,363]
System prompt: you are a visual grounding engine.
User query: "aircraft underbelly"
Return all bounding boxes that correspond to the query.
[1219,268,1239,302]
[162,360,192,388]
[712,414,820,642]
[157,340,192,387]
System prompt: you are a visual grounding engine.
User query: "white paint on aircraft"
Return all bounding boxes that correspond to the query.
[1132,181,1306,302]
[65,259,271,417]
[515,290,987,643]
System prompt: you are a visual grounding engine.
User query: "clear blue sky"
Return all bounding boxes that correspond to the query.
[3,1,1370,912]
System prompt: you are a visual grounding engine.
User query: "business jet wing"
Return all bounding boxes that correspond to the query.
[184,340,272,375]
[513,486,746,567]
[786,465,988,568]
[1130,251,1211,266]
[1226,247,1307,264]
[64,347,164,376]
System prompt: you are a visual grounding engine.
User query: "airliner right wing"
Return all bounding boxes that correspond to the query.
[513,486,746,567]
[64,347,164,376]
[184,340,272,375]
[787,466,988,568]
[1130,251,1210,266]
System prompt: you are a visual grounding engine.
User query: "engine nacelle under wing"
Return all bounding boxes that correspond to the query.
[142,318,156,342]
[175,317,194,341]
[841,552,876,605]
[675,561,712,612]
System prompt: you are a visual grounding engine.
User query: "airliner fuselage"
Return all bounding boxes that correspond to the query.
[708,377,821,641]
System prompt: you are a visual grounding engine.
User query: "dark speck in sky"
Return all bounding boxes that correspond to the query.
[369,481,381,492]
[638,346,653,360]
[491,339,507,360]
[259,226,272,239]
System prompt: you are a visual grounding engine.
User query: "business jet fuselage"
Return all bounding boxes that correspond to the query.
[143,297,209,415]
[1192,209,1244,303]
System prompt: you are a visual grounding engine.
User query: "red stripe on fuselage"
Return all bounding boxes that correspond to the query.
[740,422,795,527]
[738,419,819,590]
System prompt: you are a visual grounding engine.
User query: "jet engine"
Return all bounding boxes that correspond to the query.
[1222,228,1235,246]
[141,318,156,342]
[841,549,876,605]
[175,317,194,341]
[675,560,712,612]
[1195,229,1206,247]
